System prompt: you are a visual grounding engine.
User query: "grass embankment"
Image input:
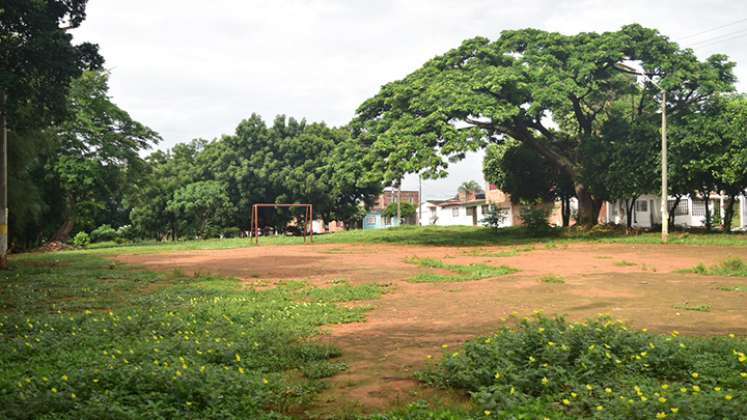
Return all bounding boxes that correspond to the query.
[79,225,747,255]
[404,257,518,283]
[0,253,382,419]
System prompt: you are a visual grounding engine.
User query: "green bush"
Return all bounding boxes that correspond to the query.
[481,204,507,231]
[89,224,117,243]
[519,202,552,235]
[421,314,747,419]
[222,226,242,238]
[71,231,90,248]
[114,225,135,243]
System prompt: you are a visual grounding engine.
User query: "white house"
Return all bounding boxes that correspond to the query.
[605,193,746,230]
[422,189,515,227]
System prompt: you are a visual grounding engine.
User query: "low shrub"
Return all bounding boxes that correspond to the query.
[519,202,552,236]
[90,224,117,243]
[686,257,747,277]
[421,314,747,419]
[71,231,90,248]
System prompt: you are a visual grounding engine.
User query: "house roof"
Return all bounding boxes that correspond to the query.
[431,199,487,208]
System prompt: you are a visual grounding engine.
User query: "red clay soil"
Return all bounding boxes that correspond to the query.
[116,242,747,415]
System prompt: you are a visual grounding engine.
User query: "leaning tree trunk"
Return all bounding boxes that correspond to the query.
[561,195,571,227]
[625,198,637,230]
[723,194,737,233]
[574,184,599,227]
[668,195,681,227]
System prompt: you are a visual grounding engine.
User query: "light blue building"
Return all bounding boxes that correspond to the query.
[362,210,401,230]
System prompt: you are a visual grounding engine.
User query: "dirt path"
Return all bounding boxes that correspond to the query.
[116,242,747,415]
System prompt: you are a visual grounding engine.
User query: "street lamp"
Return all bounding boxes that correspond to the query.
[614,63,669,243]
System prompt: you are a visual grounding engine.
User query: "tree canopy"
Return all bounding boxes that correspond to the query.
[353,24,736,225]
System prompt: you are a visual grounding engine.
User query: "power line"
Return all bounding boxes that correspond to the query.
[679,17,747,40]
[689,27,747,48]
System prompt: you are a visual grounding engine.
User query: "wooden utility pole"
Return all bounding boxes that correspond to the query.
[396,180,401,224]
[0,92,8,268]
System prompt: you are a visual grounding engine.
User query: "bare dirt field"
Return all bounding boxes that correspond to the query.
[117,242,747,414]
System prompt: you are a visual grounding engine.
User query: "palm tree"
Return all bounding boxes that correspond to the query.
[458,180,484,194]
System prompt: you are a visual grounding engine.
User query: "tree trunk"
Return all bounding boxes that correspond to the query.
[703,191,712,232]
[668,195,681,227]
[561,196,570,228]
[723,194,737,233]
[575,184,599,227]
[0,90,7,269]
[625,199,636,230]
[51,217,75,242]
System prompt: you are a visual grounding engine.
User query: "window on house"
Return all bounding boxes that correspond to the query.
[692,200,706,216]
[635,200,648,212]
[488,183,498,190]
[466,207,476,216]
[366,216,376,225]
[481,205,490,215]
[452,207,459,217]
[383,216,391,225]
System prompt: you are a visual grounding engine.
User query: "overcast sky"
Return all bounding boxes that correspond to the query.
[74,0,747,200]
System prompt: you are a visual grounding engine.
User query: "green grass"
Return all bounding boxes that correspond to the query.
[686,257,747,277]
[419,314,747,419]
[72,226,747,256]
[539,274,566,284]
[0,253,371,419]
[404,257,518,283]
[673,303,712,312]
[613,260,636,267]
[295,281,386,302]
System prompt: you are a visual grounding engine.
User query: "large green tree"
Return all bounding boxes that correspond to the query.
[1,0,103,263]
[46,71,160,241]
[353,24,735,226]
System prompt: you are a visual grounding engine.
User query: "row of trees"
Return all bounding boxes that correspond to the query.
[128,115,380,241]
[11,71,381,247]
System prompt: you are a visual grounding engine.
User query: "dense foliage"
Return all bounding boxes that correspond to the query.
[422,314,747,418]
[353,24,737,226]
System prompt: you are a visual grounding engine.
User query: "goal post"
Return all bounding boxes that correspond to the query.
[251,203,313,244]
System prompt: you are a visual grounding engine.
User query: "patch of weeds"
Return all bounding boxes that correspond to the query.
[673,303,712,312]
[539,274,565,284]
[685,257,747,277]
[614,260,636,267]
[463,246,534,258]
[301,361,348,379]
[405,257,518,283]
[0,253,369,419]
[419,314,747,419]
[299,282,385,302]
[718,285,747,292]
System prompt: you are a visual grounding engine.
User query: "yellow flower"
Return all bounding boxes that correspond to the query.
[605,387,612,394]
[692,385,700,393]
[494,372,502,380]
[596,405,604,411]
[670,407,679,414]
[714,386,721,392]
[238,367,245,374]
[562,399,570,406]
[538,327,545,333]
[586,384,593,391]
[441,344,448,349]
[541,377,549,385]
[728,333,736,338]
[62,375,68,382]
[571,392,577,398]
[426,355,432,359]
[740,372,747,378]
[661,384,669,390]
[235,353,241,362]
[658,397,667,403]
[51,387,58,394]
[725,394,733,401]
[70,393,77,400]
[691,372,699,379]
[484,410,491,416]
[262,377,269,384]
[656,412,668,419]
[175,370,182,377]
[679,387,687,393]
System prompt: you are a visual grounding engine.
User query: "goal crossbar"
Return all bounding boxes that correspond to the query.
[251,203,313,244]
